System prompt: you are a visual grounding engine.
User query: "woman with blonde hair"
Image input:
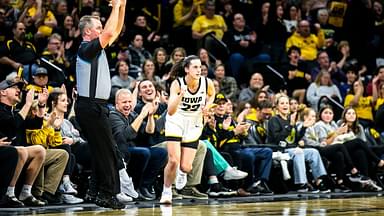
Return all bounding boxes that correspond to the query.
[306,70,342,111]
[268,94,329,192]
[164,47,186,76]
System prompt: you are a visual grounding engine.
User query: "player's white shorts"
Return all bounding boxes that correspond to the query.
[165,112,203,147]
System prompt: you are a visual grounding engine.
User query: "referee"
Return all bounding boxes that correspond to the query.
[75,0,126,209]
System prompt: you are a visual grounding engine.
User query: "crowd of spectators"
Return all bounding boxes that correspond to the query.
[1,0,384,208]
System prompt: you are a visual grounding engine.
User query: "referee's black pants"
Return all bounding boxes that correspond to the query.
[75,99,120,196]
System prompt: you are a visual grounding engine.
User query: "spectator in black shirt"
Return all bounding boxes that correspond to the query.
[0,80,46,207]
[281,46,311,104]
[110,88,167,201]
[0,22,39,82]
[0,7,12,44]
[223,13,269,84]
[126,34,152,68]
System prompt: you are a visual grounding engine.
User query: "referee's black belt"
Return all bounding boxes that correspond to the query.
[77,96,108,104]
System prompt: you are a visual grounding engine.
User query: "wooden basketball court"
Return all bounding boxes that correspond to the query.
[1,192,384,215]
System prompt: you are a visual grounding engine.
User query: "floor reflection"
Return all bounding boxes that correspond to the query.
[3,196,384,215]
[144,197,384,216]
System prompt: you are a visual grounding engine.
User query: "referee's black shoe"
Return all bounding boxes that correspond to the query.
[138,187,156,201]
[95,192,125,209]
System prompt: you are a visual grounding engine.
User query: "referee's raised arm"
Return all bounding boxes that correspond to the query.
[99,0,126,48]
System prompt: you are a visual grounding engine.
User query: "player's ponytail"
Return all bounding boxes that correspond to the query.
[169,59,184,79]
[169,55,200,78]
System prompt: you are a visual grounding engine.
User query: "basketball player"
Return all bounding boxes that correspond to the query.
[160,55,215,204]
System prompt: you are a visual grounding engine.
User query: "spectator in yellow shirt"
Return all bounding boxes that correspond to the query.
[191,1,227,41]
[344,80,374,127]
[372,76,384,111]
[174,0,203,28]
[286,20,325,62]
[27,0,57,38]
[172,0,204,53]
[24,67,54,95]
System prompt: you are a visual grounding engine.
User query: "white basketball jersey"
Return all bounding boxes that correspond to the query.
[176,76,207,117]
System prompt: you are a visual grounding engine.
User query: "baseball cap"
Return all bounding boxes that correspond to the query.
[0,79,24,90]
[33,67,48,76]
[214,93,228,104]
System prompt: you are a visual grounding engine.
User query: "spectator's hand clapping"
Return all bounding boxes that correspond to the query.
[234,122,249,135]
[25,89,35,106]
[190,4,198,15]
[222,116,232,130]
[328,62,337,72]
[298,140,305,147]
[261,85,270,92]
[72,88,78,100]
[140,103,152,117]
[290,112,297,126]
[373,75,380,84]
[337,123,348,135]
[153,35,161,42]
[71,8,77,18]
[305,73,311,81]
[149,94,160,115]
[52,113,64,130]
[162,73,170,81]
[47,112,57,127]
[249,31,257,43]
[62,137,74,145]
[60,84,67,94]
[239,40,249,48]
[340,45,349,57]
[207,115,216,130]
[65,40,73,50]
[0,137,11,146]
[38,88,49,105]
